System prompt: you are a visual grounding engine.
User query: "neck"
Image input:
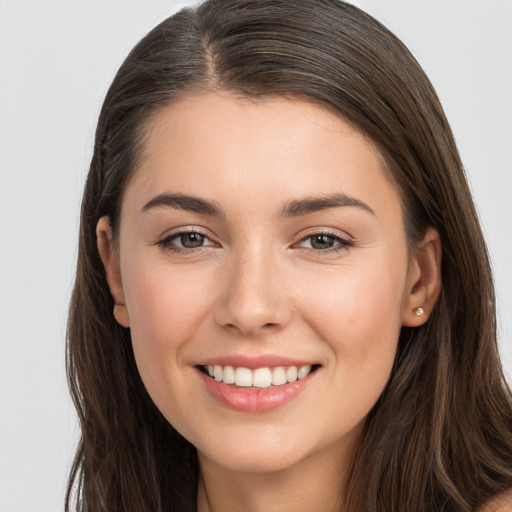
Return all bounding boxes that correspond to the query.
[197,437,357,512]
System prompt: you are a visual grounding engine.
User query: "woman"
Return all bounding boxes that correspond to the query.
[66,0,512,510]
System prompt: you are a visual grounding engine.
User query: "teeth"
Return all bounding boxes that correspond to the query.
[204,364,315,388]
[235,367,253,387]
[253,368,272,388]
[272,366,287,386]
[286,366,298,383]
[298,365,312,379]
[223,365,235,384]
[214,365,223,382]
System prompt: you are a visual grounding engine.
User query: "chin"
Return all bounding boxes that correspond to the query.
[201,445,306,474]
[194,422,336,476]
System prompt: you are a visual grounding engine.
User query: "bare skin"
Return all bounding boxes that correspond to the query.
[197,438,351,512]
[480,491,512,512]
[97,93,442,511]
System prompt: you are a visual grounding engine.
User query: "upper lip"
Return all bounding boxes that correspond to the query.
[196,354,319,369]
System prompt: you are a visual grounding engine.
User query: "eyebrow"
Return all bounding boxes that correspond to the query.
[141,191,375,218]
[141,193,224,217]
[279,193,375,218]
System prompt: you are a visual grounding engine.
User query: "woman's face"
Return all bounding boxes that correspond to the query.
[102,93,428,474]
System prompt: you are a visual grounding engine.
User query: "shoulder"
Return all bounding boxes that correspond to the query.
[479,490,512,512]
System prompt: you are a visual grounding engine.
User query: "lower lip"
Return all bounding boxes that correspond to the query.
[196,368,318,412]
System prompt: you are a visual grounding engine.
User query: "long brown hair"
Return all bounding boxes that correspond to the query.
[66,1,512,510]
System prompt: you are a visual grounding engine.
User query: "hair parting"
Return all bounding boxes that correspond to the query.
[66,1,512,510]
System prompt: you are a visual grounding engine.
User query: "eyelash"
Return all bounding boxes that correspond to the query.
[154,229,216,254]
[154,230,353,255]
[294,231,354,254]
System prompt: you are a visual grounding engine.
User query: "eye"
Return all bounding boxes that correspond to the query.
[155,230,217,252]
[296,232,353,253]
[173,232,210,249]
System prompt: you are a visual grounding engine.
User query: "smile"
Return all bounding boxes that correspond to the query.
[196,361,321,412]
[202,364,317,388]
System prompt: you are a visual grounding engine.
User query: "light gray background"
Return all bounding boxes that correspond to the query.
[0,1,510,510]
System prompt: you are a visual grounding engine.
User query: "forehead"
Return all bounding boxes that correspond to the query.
[122,92,401,220]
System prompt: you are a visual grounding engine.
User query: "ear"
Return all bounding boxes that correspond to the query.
[401,226,442,327]
[96,216,130,328]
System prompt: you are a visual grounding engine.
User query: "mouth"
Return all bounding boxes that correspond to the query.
[197,364,322,389]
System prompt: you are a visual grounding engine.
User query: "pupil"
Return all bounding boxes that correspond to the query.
[311,235,334,249]
[181,233,204,248]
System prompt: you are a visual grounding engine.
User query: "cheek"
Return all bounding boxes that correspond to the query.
[297,260,405,402]
[301,265,404,342]
[303,270,403,422]
[122,265,210,391]
[126,261,210,334]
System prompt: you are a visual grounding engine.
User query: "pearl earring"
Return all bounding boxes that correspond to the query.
[414,307,424,316]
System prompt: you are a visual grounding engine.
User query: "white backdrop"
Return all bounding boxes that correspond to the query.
[0,1,510,510]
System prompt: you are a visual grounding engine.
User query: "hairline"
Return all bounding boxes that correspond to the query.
[111,88,418,252]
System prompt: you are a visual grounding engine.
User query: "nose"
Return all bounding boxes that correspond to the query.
[213,247,292,337]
